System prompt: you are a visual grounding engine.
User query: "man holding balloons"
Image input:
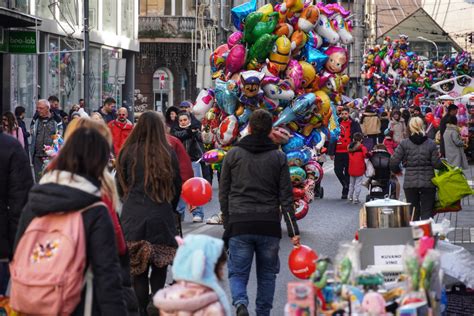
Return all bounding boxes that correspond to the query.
[219,109,300,316]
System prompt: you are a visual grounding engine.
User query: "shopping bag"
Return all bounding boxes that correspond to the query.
[365,158,375,178]
[434,200,462,214]
[431,161,474,208]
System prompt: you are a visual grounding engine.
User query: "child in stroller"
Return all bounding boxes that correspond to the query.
[365,144,398,201]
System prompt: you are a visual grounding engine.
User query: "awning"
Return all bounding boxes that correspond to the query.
[0,7,41,28]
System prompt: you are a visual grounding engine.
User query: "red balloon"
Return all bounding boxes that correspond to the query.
[181,177,212,206]
[288,245,318,279]
[293,187,306,200]
[425,112,434,124]
[294,199,309,220]
[432,117,440,128]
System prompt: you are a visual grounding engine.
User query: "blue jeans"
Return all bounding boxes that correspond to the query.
[228,235,280,316]
[191,161,204,218]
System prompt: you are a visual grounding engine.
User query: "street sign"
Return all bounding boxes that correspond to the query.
[8,31,37,54]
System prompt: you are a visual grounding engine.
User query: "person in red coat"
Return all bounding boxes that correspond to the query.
[166,134,193,183]
[347,133,367,204]
[108,107,133,156]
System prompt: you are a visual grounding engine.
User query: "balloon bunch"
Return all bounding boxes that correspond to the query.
[42,133,64,169]
[362,35,474,109]
[196,0,354,220]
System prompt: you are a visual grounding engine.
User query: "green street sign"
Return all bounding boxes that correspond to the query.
[8,31,37,54]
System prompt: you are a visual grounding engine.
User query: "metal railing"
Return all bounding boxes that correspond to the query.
[139,16,215,38]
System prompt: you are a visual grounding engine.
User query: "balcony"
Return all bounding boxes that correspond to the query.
[139,16,215,39]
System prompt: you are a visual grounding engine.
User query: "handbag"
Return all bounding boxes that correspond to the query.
[431,160,474,208]
[365,158,375,178]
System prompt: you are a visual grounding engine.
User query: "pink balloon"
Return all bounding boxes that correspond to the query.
[227,31,243,48]
[226,44,246,75]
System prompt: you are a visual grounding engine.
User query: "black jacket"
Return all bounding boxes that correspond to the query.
[119,147,182,247]
[219,134,299,238]
[14,172,127,316]
[171,126,205,162]
[0,132,33,259]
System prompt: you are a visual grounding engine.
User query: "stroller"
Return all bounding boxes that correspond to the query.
[366,147,396,202]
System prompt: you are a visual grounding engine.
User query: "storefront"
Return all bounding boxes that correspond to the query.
[0,1,139,119]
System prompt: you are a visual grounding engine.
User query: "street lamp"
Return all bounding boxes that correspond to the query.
[375,6,399,45]
[417,36,439,61]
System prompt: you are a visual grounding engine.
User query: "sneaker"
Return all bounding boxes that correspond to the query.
[353,199,360,204]
[206,213,223,225]
[192,216,203,223]
[236,304,249,316]
[348,197,353,202]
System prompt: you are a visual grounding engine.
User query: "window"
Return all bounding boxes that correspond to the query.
[59,39,81,112]
[36,0,54,19]
[47,37,60,97]
[59,0,78,25]
[89,0,98,29]
[102,48,121,103]
[121,0,134,38]
[11,55,36,117]
[89,47,101,110]
[102,0,117,33]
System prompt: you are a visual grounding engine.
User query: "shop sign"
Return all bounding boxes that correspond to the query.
[8,31,37,54]
[373,245,405,266]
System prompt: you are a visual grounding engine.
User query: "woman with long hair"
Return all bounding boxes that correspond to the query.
[117,111,182,315]
[2,111,24,148]
[14,127,126,315]
[390,117,443,220]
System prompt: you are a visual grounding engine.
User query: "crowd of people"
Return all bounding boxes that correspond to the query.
[0,93,470,315]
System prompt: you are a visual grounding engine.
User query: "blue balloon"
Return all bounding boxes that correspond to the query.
[303,34,328,72]
[231,0,257,31]
[237,107,252,125]
[282,133,305,153]
[330,127,341,141]
[305,129,322,147]
[300,148,312,164]
[215,79,239,115]
[286,150,306,167]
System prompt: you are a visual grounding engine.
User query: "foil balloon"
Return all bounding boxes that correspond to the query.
[293,187,306,200]
[217,115,239,146]
[303,179,315,203]
[299,61,316,89]
[202,149,226,164]
[269,127,291,144]
[227,31,243,48]
[210,44,229,79]
[231,0,257,31]
[305,161,324,185]
[285,59,303,90]
[289,166,306,185]
[192,89,215,121]
[327,3,353,44]
[282,133,305,153]
[294,199,309,220]
[214,79,239,115]
[256,3,274,21]
[226,44,246,75]
[273,93,317,127]
[248,33,277,63]
[268,35,292,73]
[244,11,279,44]
[237,107,253,125]
[302,45,327,72]
[316,3,339,44]
[262,76,295,109]
[274,23,294,37]
[287,150,306,167]
[298,5,320,33]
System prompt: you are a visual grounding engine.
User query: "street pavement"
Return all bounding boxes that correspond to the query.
[178,161,365,315]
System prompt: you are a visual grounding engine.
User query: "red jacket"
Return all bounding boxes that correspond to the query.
[108,119,133,155]
[383,138,397,155]
[348,143,367,177]
[167,135,194,182]
[336,119,353,153]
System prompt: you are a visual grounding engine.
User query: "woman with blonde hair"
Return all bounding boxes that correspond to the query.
[390,117,443,220]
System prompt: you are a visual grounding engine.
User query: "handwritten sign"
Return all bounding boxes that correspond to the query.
[374,245,405,266]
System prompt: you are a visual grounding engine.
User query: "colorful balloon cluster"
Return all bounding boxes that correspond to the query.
[197,0,353,220]
[42,133,64,169]
[361,35,474,109]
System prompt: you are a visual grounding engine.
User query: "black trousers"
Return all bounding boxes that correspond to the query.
[404,187,437,220]
[133,265,168,314]
[334,153,350,195]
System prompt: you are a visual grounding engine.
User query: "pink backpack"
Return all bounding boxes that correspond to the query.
[9,202,103,315]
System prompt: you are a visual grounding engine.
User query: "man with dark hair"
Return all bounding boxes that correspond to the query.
[439,103,458,157]
[14,106,30,156]
[79,98,85,108]
[99,97,117,123]
[328,106,362,199]
[220,109,300,316]
[47,95,67,119]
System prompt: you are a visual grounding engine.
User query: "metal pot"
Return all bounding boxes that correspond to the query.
[364,198,412,228]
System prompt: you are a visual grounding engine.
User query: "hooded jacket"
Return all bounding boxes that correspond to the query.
[154,235,230,316]
[0,131,33,259]
[390,133,443,189]
[14,170,126,315]
[171,126,205,162]
[108,119,133,156]
[219,134,299,238]
[347,141,367,177]
[443,124,468,170]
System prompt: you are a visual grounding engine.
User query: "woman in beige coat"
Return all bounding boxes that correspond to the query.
[443,116,468,170]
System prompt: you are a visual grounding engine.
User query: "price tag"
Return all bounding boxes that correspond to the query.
[373,245,405,265]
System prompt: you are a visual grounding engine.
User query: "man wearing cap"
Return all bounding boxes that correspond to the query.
[439,103,458,157]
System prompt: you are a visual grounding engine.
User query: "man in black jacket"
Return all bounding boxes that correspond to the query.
[0,130,33,294]
[219,109,300,316]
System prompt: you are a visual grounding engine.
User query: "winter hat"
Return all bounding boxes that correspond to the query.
[171,234,231,316]
[447,104,458,112]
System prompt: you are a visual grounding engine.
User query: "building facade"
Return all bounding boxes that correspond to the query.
[0,0,139,118]
[135,0,218,114]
